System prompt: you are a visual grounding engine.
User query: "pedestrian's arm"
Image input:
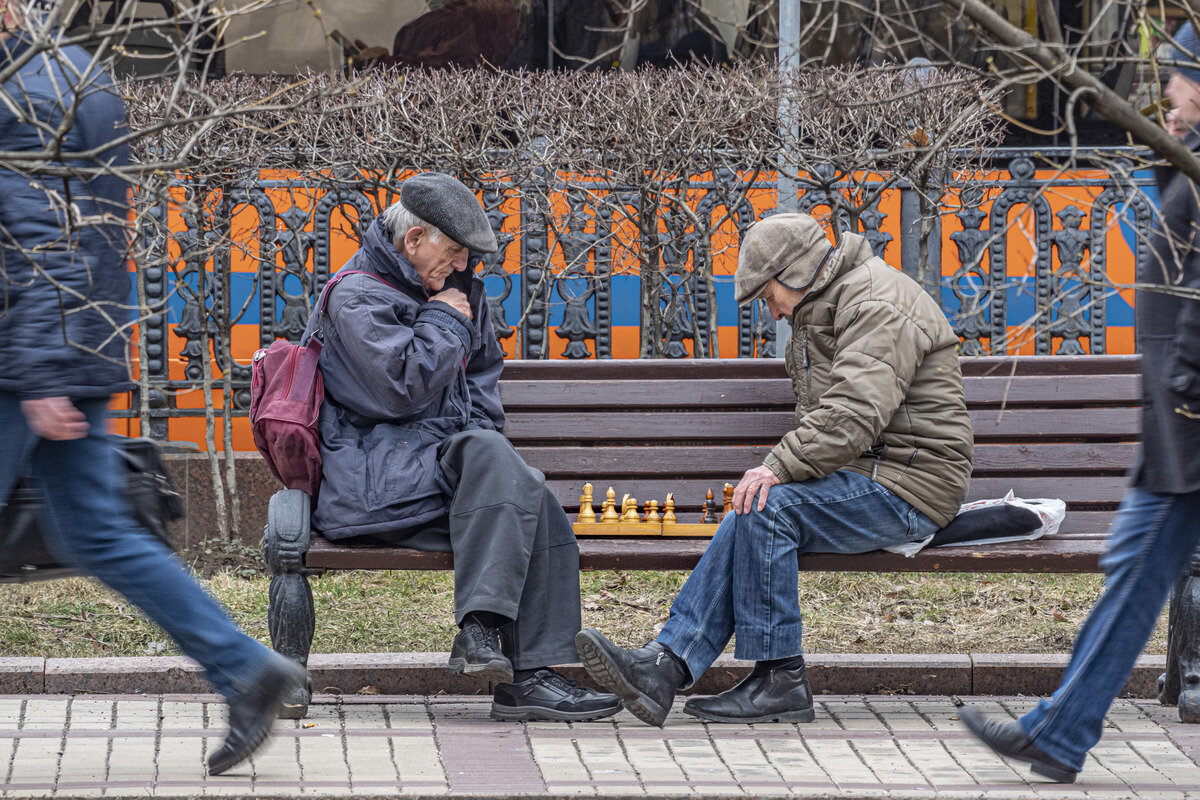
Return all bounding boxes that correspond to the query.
[328,293,472,420]
[763,299,932,482]
[1169,246,1200,407]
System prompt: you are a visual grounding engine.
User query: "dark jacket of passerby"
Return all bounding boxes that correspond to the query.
[1136,130,1200,493]
[302,217,506,540]
[0,38,132,399]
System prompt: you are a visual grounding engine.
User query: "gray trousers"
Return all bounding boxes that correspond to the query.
[383,429,581,670]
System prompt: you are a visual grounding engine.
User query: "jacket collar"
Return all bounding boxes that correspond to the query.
[791,232,875,317]
[1155,132,1200,191]
[360,217,429,298]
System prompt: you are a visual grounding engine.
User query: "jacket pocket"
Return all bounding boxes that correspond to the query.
[362,424,444,512]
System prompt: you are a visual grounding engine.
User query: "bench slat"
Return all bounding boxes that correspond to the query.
[497,355,1141,380]
[503,408,1139,443]
[306,535,1106,573]
[499,375,1142,410]
[515,442,1135,478]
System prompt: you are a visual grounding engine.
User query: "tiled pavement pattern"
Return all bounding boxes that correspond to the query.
[2,695,1200,798]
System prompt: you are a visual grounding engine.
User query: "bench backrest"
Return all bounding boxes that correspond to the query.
[499,355,1141,536]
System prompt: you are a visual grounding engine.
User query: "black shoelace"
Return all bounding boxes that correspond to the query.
[468,621,501,651]
[537,670,588,698]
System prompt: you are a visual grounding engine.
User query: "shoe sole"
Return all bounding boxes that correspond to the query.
[575,629,668,728]
[1029,761,1078,784]
[490,702,623,723]
[682,706,815,724]
[447,657,514,683]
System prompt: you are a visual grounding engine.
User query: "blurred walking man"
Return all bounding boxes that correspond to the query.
[0,0,303,776]
[960,22,1200,784]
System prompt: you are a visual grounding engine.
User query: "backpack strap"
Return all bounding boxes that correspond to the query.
[312,269,418,342]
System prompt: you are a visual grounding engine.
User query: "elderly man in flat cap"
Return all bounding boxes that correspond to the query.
[577,212,973,726]
[304,172,619,722]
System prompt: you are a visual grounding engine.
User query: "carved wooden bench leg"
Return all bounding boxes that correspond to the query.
[1160,546,1200,722]
[263,489,316,720]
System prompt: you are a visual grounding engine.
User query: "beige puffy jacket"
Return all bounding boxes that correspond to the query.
[762,233,973,527]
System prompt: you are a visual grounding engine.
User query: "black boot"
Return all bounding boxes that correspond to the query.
[959,707,1078,783]
[683,658,815,724]
[491,668,622,722]
[448,617,514,683]
[207,653,308,776]
[575,628,684,727]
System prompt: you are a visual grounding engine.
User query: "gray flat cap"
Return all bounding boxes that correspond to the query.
[735,213,834,303]
[400,172,499,253]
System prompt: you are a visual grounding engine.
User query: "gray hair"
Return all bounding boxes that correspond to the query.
[380,200,444,248]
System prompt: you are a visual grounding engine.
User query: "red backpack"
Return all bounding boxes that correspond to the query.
[249,270,402,496]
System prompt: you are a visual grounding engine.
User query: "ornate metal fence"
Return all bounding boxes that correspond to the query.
[123,149,1155,442]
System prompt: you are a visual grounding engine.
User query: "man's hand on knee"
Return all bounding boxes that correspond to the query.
[733,466,781,514]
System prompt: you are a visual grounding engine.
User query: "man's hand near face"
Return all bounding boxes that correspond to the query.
[732,465,782,514]
[430,288,472,320]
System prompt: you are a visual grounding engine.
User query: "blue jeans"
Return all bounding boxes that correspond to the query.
[657,470,938,685]
[1020,485,1200,770]
[0,393,273,698]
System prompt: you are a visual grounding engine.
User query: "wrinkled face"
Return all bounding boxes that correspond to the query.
[1167,73,1200,137]
[402,227,468,292]
[759,279,806,321]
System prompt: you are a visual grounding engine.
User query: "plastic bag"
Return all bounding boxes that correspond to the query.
[883,491,1067,558]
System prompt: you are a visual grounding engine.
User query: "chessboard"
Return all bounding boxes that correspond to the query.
[571,483,733,537]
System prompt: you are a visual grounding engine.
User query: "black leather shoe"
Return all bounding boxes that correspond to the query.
[959,706,1078,783]
[491,669,622,722]
[207,653,308,776]
[576,628,684,727]
[683,661,815,724]
[448,619,514,683]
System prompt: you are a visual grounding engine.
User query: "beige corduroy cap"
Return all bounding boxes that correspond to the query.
[734,213,835,303]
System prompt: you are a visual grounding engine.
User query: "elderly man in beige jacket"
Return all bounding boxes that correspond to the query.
[577,212,973,727]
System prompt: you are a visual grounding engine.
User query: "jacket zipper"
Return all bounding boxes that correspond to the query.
[801,329,813,407]
[281,347,300,396]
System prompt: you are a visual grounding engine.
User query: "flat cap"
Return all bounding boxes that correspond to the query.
[400,172,499,253]
[735,213,834,304]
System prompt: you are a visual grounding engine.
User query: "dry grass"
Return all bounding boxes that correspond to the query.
[0,569,1161,660]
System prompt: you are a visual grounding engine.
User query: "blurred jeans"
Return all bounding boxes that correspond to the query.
[1020,485,1200,770]
[657,470,938,685]
[0,392,273,697]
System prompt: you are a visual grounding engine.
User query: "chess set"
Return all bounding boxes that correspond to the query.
[572,483,735,537]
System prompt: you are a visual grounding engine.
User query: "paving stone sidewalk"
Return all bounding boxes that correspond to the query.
[2,694,1200,798]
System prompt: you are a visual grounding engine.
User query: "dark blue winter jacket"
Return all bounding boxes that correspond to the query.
[0,38,133,400]
[302,218,506,540]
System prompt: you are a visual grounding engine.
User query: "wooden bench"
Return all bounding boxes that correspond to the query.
[266,354,1197,717]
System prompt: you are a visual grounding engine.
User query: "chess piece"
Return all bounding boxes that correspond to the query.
[701,488,718,524]
[578,483,596,524]
[644,500,660,523]
[663,494,677,524]
[622,494,640,522]
[602,487,619,522]
[722,483,734,518]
